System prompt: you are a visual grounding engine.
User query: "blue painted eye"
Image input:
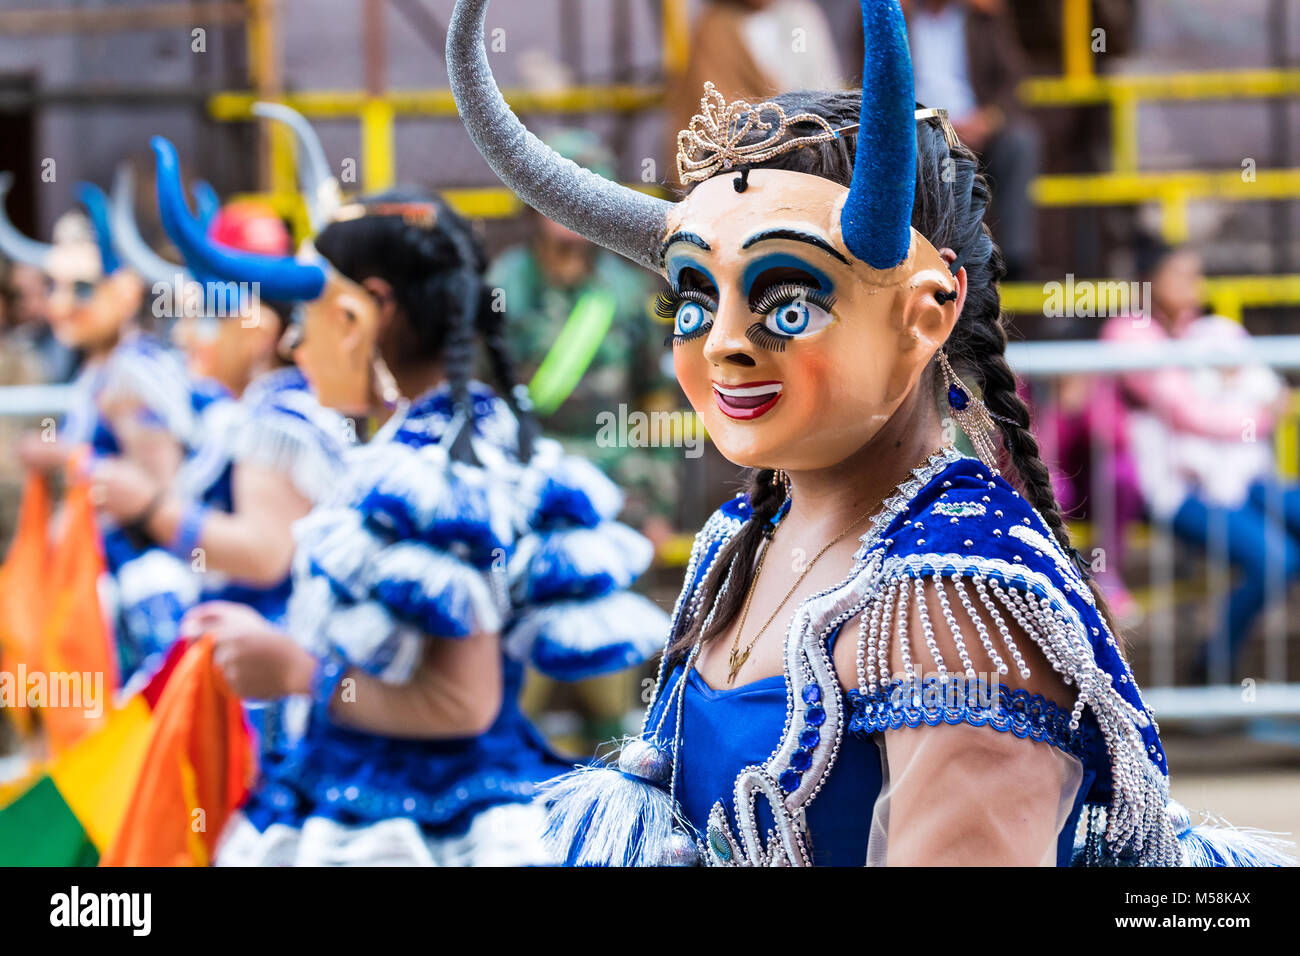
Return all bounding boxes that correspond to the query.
[675,301,712,336]
[764,297,832,338]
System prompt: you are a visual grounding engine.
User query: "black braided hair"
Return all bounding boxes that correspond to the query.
[667,89,1100,665]
[313,188,538,463]
[475,284,539,462]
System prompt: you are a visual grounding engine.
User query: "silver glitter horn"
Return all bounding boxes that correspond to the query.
[252,101,343,233]
[446,0,671,274]
[0,172,53,269]
[110,163,192,289]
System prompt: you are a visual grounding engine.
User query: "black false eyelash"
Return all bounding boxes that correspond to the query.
[750,283,837,317]
[664,321,713,347]
[744,322,789,352]
[653,289,682,322]
[654,287,717,320]
[656,288,718,346]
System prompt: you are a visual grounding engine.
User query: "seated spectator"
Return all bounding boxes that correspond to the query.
[1033,354,1144,627]
[1103,235,1294,682]
[488,130,678,541]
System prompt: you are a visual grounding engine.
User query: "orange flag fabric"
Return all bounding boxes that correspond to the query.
[102,638,256,867]
[0,472,52,670]
[0,473,52,735]
[40,468,118,753]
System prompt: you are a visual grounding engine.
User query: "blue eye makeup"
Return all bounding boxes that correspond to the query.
[741,253,834,299]
[659,256,719,347]
[744,283,837,351]
[655,288,716,346]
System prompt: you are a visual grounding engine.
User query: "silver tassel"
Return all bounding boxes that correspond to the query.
[938,350,1000,470]
[537,737,700,867]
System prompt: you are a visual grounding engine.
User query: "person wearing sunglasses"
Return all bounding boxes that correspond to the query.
[2,176,203,683]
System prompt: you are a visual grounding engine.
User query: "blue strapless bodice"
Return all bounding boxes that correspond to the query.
[660,621,883,868]
[666,653,1091,866]
[673,661,885,866]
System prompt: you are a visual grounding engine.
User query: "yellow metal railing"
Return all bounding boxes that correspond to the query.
[1000,274,1300,324]
[1030,168,1300,244]
[219,1,688,226]
[1020,1,1300,256]
[1021,68,1300,179]
[213,85,665,219]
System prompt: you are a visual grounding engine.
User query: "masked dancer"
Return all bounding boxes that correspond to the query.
[151,135,668,866]
[447,0,1294,866]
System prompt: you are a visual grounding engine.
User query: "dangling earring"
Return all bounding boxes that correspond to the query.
[938,350,999,471]
[371,353,402,411]
[771,469,792,497]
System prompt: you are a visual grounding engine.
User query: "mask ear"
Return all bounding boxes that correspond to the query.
[248,301,283,360]
[898,250,964,355]
[335,285,380,364]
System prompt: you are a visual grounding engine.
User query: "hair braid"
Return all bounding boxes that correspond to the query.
[920,122,1091,581]
[475,287,539,463]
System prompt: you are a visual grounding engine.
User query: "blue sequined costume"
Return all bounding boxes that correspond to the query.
[216,382,669,866]
[545,448,1295,866]
[173,364,351,755]
[174,365,350,622]
[60,331,205,685]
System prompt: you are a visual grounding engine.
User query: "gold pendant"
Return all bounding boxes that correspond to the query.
[727,645,750,685]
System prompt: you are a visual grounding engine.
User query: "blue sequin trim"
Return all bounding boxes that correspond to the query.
[846,676,1086,758]
[310,649,349,728]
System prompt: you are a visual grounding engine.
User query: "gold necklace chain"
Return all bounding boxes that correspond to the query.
[724,446,948,686]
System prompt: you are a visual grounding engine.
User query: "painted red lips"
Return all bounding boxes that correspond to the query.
[712,380,784,420]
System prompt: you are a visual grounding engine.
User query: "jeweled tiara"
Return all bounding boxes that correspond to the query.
[676,82,957,185]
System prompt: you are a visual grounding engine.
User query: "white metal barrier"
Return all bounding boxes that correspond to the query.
[3,336,1300,723]
[1010,336,1300,723]
[0,384,72,417]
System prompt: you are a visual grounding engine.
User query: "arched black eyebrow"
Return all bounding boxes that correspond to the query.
[742,229,850,265]
[659,231,711,266]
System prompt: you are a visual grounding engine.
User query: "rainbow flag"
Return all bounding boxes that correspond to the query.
[0,641,185,866]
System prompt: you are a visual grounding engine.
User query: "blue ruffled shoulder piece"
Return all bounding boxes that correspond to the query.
[389,379,520,453]
[100,333,198,448]
[290,382,670,688]
[349,441,515,569]
[844,456,1161,774]
[501,437,669,682]
[231,366,351,505]
[289,450,510,679]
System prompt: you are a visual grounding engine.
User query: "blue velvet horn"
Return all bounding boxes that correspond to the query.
[151,136,326,302]
[840,0,916,270]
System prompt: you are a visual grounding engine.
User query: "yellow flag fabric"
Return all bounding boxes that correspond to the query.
[48,695,154,851]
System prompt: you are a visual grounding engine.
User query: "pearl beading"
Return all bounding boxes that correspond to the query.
[641,448,1182,866]
[692,449,962,866]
